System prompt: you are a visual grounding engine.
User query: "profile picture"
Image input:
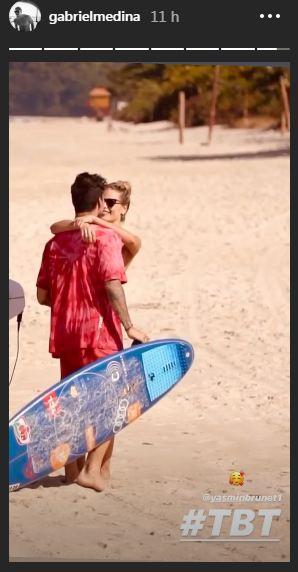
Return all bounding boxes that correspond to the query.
[9,1,41,31]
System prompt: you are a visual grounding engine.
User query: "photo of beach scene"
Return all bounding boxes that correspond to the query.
[9,63,290,562]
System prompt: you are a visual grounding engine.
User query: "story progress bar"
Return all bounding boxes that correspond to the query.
[9,47,291,52]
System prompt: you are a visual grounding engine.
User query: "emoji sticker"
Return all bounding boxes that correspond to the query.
[229,471,245,486]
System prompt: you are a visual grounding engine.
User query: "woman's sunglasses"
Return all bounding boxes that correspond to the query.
[103,198,123,209]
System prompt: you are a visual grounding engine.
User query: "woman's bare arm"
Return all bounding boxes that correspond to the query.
[93,218,141,268]
[107,225,141,268]
[50,215,141,268]
[50,220,75,234]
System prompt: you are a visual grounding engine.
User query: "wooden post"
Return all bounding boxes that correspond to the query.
[280,74,290,132]
[243,92,249,127]
[207,65,220,145]
[106,115,113,131]
[281,112,286,135]
[178,90,185,144]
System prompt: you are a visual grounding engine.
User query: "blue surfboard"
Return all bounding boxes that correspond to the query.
[9,338,194,491]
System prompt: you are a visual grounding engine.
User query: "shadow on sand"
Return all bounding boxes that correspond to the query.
[14,475,69,491]
[145,147,290,162]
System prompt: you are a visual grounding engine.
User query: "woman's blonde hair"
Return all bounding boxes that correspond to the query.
[105,181,131,219]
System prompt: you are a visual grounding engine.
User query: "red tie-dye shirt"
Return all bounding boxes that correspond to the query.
[36,228,127,357]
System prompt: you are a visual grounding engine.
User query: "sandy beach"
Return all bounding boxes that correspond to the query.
[9,117,290,562]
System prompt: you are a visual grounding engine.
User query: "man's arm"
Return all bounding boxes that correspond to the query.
[105,279,149,343]
[37,287,51,307]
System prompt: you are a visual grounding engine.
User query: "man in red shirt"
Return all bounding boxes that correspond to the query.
[36,172,149,491]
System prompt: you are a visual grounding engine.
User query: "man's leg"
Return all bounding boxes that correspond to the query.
[76,438,113,491]
[64,454,86,483]
[61,347,117,490]
[60,353,86,483]
[101,436,115,480]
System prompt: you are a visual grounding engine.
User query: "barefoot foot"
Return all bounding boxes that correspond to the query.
[75,469,108,492]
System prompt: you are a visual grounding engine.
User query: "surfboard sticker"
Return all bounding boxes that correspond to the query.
[50,443,71,470]
[127,401,142,423]
[13,417,31,446]
[9,483,21,492]
[43,391,62,418]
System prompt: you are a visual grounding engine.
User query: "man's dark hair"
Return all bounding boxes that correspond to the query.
[71,172,106,213]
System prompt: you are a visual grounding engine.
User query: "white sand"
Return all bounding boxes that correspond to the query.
[9,118,290,562]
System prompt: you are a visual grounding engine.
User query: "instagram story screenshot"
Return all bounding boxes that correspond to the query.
[3,0,296,566]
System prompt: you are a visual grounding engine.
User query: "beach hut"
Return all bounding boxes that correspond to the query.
[87,87,111,121]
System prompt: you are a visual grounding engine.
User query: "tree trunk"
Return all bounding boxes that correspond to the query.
[281,112,286,135]
[207,65,220,145]
[280,74,290,132]
[178,90,185,144]
[243,92,249,127]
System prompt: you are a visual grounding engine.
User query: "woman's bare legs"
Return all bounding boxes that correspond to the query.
[64,455,86,483]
